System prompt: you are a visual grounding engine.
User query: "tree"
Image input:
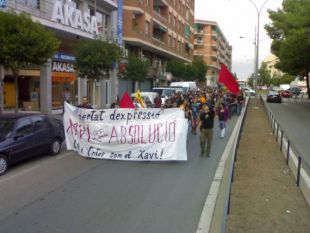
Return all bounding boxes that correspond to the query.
[247,74,254,88]
[258,62,271,86]
[0,12,59,112]
[74,39,121,100]
[75,39,121,81]
[265,0,310,98]
[166,59,185,80]
[192,58,208,83]
[120,54,149,88]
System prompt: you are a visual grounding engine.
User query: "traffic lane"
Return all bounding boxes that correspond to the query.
[267,100,310,166]
[0,150,103,221]
[0,117,238,233]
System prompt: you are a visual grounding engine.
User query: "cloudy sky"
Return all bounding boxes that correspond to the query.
[195,0,283,80]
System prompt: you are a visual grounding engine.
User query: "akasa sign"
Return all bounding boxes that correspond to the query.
[52,1,98,35]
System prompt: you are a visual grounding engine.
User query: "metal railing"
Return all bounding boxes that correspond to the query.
[260,95,310,186]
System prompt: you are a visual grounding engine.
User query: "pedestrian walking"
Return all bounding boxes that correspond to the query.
[198,104,215,157]
[154,93,162,108]
[190,97,201,134]
[217,102,229,139]
[236,92,244,115]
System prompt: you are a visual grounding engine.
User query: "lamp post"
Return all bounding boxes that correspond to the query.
[248,0,271,96]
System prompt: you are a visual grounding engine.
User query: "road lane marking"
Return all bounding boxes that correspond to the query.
[0,165,41,184]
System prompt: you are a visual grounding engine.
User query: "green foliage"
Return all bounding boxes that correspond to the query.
[247,74,254,88]
[74,39,121,80]
[166,58,207,82]
[258,62,271,86]
[192,58,208,82]
[0,12,59,75]
[166,59,185,79]
[121,54,149,82]
[265,0,310,96]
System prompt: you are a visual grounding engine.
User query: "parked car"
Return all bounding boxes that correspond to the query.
[290,87,301,96]
[0,113,65,175]
[280,90,293,98]
[242,87,256,96]
[267,91,282,103]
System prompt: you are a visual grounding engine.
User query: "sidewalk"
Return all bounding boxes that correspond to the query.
[226,99,310,233]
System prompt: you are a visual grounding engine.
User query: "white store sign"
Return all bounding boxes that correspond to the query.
[64,103,188,161]
[52,0,98,35]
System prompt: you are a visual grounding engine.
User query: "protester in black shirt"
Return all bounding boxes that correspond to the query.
[198,104,215,157]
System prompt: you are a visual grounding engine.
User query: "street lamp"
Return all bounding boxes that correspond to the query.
[247,0,272,96]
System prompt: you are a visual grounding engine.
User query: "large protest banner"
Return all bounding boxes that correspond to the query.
[64,103,188,161]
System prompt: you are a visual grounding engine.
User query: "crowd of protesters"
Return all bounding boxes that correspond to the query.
[153,87,244,157]
[77,87,245,157]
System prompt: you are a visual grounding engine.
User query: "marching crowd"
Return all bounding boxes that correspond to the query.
[151,87,245,157]
[76,87,245,158]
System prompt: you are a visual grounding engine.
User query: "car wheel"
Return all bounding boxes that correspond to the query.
[49,138,61,156]
[0,155,8,176]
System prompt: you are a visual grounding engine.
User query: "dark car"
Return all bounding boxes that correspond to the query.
[280,90,293,98]
[290,87,301,96]
[267,91,282,103]
[0,114,64,175]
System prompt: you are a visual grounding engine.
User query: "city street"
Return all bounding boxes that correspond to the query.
[0,117,238,233]
[267,98,310,167]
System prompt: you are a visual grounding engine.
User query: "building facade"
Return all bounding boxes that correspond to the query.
[120,0,195,93]
[263,54,283,78]
[194,20,232,87]
[1,0,118,114]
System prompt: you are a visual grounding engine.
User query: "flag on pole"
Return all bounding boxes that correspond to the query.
[119,91,135,108]
[218,64,240,95]
[134,89,145,108]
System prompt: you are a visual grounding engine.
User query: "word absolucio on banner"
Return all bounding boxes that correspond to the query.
[64,103,188,161]
[78,109,161,124]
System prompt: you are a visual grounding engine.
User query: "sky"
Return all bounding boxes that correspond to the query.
[195,0,283,80]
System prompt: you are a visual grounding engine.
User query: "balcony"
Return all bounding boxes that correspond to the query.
[194,40,203,46]
[211,43,218,50]
[153,0,168,7]
[97,0,118,11]
[194,51,204,57]
[194,30,204,35]
[211,33,218,40]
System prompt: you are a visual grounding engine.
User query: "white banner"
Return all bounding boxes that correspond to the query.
[64,103,188,161]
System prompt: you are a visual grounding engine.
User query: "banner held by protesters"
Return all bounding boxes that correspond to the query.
[64,102,188,161]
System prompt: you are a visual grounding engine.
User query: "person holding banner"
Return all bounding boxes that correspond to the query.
[198,104,215,157]
[77,96,92,109]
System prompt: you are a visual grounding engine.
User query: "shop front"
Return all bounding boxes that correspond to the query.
[51,53,78,110]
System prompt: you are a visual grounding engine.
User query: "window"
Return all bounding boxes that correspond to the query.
[16,0,40,9]
[172,38,176,48]
[32,116,50,131]
[145,21,150,35]
[16,118,33,136]
[173,17,176,27]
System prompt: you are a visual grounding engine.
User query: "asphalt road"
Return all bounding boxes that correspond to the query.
[267,98,310,168]
[0,116,238,233]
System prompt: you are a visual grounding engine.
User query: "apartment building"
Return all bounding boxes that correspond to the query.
[1,0,118,114]
[120,0,195,92]
[194,20,232,87]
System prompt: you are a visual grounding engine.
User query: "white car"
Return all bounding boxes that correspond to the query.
[242,87,256,96]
